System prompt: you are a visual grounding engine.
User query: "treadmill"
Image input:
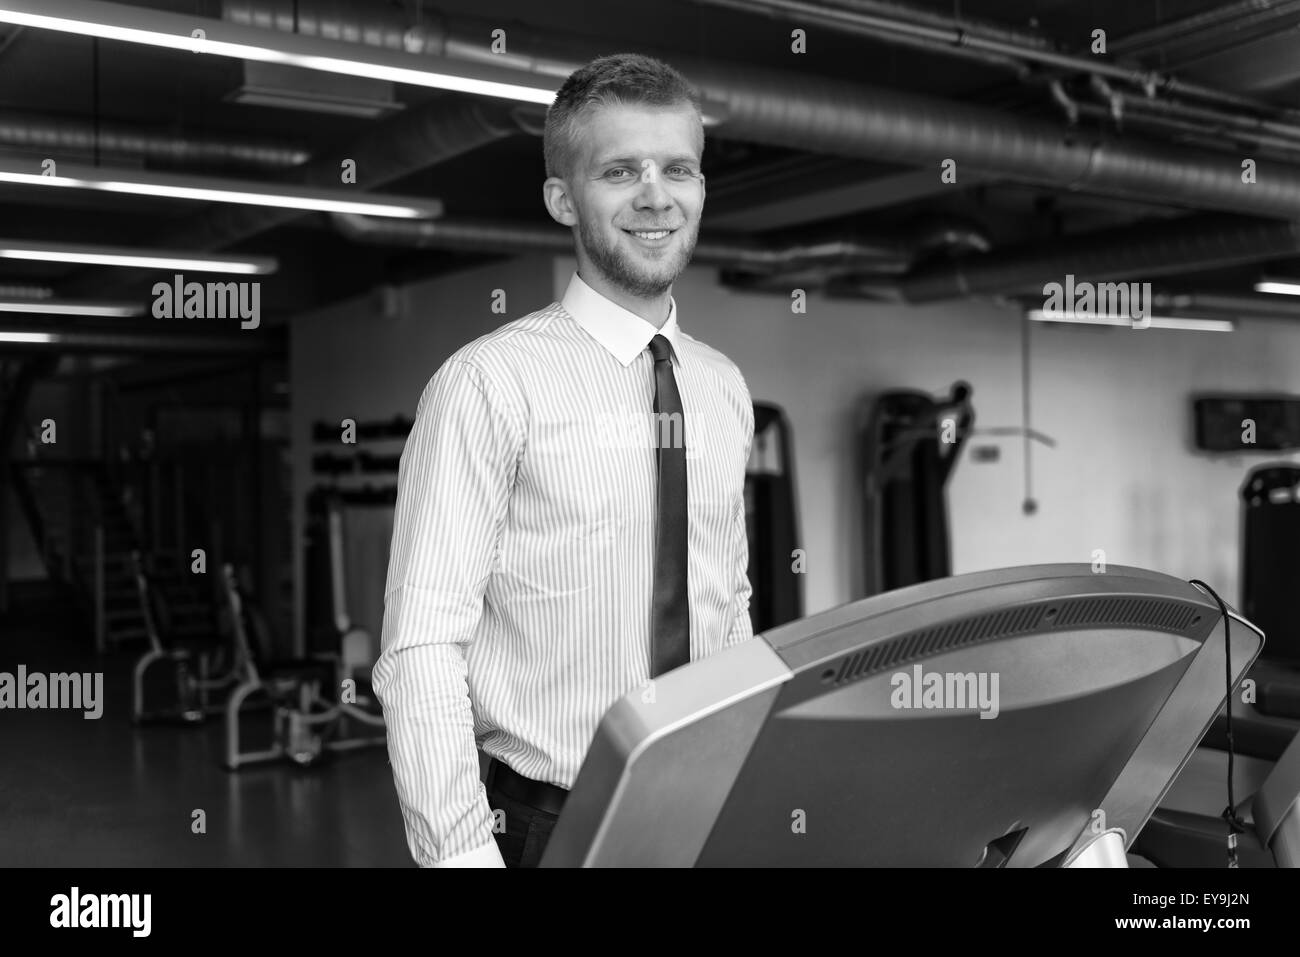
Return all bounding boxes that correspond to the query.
[1134,464,1300,866]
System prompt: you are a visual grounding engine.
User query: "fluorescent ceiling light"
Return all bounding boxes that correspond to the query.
[0,0,558,106]
[0,238,277,274]
[1026,309,1234,332]
[0,331,56,343]
[0,298,142,317]
[1254,279,1300,296]
[0,158,442,218]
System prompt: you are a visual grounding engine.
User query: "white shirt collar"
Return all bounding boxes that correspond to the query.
[561,271,681,368]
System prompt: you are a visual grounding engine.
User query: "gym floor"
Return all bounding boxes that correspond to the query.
[0,583,411,867]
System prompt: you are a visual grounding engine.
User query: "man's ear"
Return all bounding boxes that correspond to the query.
[543,177,577,227]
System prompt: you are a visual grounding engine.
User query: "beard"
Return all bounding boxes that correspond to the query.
[577,215,699,299]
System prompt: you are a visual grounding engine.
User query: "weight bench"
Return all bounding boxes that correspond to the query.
[221,563,385,770]
[131,551,239,725]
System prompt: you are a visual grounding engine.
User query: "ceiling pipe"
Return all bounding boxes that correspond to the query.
[330,211,930,273]
[222,0,579,85]
[692,0,1292,117]
[1073,103,1300,161]
[693,0,1033,77]
[1109,0,1300,62]
[899,214,1300,303]
[728,0,1300,169]
[0,112,309,168]
[224,0,1300,223]
[331,211,572,256]
[47,0,1300,307]
[58,96,523,297]
[905,218,992,258]
[818,0,1053,49]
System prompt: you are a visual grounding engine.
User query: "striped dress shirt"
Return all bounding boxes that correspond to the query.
[372,271,755,867]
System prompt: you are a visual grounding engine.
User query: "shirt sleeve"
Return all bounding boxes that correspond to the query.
[371,357,524,867]
[433,838,507,868]
[725,399,756,647]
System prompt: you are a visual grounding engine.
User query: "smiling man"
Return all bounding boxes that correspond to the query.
[373,53,755,868]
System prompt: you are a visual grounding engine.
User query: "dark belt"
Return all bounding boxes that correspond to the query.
[487,758,569,816]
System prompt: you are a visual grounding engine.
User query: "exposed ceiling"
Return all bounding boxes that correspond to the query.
[4,0,1300,354]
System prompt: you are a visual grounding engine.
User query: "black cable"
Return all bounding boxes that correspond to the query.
[1188,578,1249,867]
[1021,310,1035,514]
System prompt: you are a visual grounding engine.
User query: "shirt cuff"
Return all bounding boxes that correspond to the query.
[431,839,507,868]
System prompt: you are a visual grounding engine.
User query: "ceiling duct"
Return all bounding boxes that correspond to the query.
[329,211,986,276]
[899,214,1300,303]
[0,112,308,168]
[220,1,1300,221]
[58,96,522,297]
[47,0,1300,307]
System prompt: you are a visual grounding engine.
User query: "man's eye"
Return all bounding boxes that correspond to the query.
[603,166,698,183]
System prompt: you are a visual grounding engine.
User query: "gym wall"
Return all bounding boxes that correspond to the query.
[654,259,1300,612]
[290,252,1300,649]
[290,256,553,654]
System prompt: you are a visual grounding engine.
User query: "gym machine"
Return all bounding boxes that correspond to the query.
[304,487,389,686]
[1133,464,1300,866]
[860,381,974,597]
[541,563,1288,867]
[221,552,385,770]
[130,550,239,724]
[745,403,803,633]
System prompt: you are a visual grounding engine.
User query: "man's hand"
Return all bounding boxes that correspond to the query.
[432,840,508,868]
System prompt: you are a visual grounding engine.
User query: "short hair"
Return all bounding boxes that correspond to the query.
[543,53,704,183]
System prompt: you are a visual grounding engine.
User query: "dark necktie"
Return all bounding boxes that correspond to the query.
[648,334,690,677]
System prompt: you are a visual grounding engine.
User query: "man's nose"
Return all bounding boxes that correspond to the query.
[634,169,674,207]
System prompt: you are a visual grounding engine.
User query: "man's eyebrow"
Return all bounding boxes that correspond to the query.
[594,155,700,167]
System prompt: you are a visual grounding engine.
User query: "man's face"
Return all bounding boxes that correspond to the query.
[545,103,705,299]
